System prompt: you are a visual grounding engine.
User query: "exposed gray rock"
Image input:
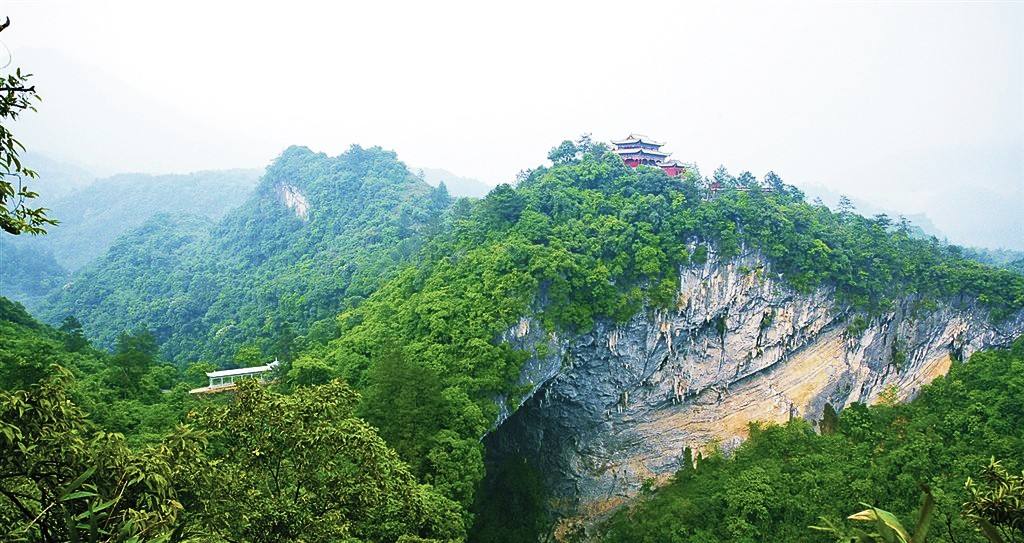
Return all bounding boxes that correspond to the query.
[487,247,1024,521]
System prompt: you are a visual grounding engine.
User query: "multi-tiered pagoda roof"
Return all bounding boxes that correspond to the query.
[612,134,688,177]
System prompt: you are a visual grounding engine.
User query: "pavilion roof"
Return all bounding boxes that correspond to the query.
[207,360,281,378]
[614,148,671,158]
[611,134,665,147]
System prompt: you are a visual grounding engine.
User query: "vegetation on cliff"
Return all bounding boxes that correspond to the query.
[40,145,452,365]
[599,338,1024,543]
[5,139,1024,540]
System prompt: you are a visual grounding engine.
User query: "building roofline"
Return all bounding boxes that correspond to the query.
[614,148,671,158]
[206,360,281,378]
[611,134,665,147]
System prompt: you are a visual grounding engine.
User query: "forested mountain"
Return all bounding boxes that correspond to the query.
[40,145,452,365]
[295,141,1022,540]
[0,168,260,311]
[9,168,261,271]
[5,140,1023,542]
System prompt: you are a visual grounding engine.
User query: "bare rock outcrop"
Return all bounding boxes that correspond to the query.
[488,248,1024,519]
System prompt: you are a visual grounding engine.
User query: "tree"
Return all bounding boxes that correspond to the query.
[547,140,579,165]
[737,171,758,188]
[764,171,785,193]
[837,195,855,217]
[185,378,464,542]
[233,343,264,367]
[820,403,839,435]
[430,181,452,211]
[713,165,735,188]
[0,18,54,235]
[58,315,88,352]
[0,368,200,542]
[359,349,448,475]
[963,459,1024,543]
[285,353,338,387]
[482,184,526,225]
[106,329,159,397]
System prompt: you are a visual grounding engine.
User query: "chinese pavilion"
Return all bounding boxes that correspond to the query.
[658,159,687,177]
[189,359,281,394]
[612,134,687,177]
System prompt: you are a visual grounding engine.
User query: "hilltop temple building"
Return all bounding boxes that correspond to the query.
[612,134,688,177]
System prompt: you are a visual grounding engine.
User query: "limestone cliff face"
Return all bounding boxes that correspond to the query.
[488,248,1024,519]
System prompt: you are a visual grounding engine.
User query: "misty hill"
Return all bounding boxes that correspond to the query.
[10,141,1024,540]
[21,152,95,202]
[39,145,451,365]
[416,167,493,198]
[1,168,261,310]
[965,247,1024,274]
[798,182,945,239]
[29,168,261,271]
[0,241,67,311]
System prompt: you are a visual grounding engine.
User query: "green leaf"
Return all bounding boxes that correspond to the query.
[60,490,98,502]
[58,466,96,500]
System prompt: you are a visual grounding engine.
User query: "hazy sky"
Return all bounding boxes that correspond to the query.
[3,0,1022,249]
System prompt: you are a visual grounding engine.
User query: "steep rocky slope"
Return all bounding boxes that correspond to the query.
[488,247,1024,519]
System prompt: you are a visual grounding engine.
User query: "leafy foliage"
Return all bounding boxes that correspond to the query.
[181,378,464,543]
[0,367,202,542]
[964,459,1024,543]
[0,301,463,542]
[0,297,192,446]
[0,18,55,236]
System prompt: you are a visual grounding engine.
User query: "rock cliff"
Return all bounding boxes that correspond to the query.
[487,247,1024,520]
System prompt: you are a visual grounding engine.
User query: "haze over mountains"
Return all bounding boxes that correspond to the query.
[1,3,1022,542]
[9,1,1022,250]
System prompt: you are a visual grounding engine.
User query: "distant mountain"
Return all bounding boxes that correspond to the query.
[21,152,95,203]
[964,247,1024,275]
[39,146,451,365]
[9,168,261,272]
[0,239,68,311]
[415,167,493,198]
[798,182,944,239]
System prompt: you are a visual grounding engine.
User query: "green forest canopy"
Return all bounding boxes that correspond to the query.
[5,139,1023,541]
[39,145,453,366]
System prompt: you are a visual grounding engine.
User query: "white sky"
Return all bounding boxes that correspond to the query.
[3,0,1023,249]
